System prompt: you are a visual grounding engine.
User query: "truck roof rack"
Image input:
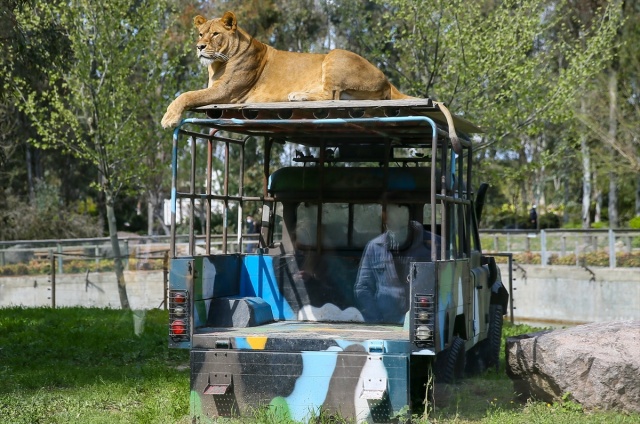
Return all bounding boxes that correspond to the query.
[190,99,481,148]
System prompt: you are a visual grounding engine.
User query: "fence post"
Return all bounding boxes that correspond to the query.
[57,243,63,274]
[124,240,129,269]
[163,250,169,311]
[540,230,547,266]
[49,250,56,309]
[561,235,567,256]
[609,229,616,268]
[493,235,499,252]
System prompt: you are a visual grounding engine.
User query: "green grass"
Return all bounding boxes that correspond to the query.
[1,310,638,423]
[0,307,190,423]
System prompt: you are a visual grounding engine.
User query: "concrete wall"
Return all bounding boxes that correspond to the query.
[499,264,640,324]
[2,266,639,325]
[0,270,165,309]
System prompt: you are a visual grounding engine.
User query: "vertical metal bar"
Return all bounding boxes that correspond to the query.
[260,139,274,248]
[163,251,169,311]
[440,140,448,261]
[540,230,547,266]
[237,140,245,253]
[170,128,179,258]
[189,135,197,256]
[317,140,327,254]
[57,243,63,274]
[430,126,437,262]
[609,229,616,268]
[50,251,56,309]
[508,254,514,324]
[124,240,129,269]
[465,146,472,256]
[205,133,214,255]
[222,141,230,253]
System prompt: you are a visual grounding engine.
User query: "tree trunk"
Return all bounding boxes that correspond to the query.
[580,99,592,229]
[594,173,601,223]
[608,69,619,228]
[105,187,130,310]
[518,145,528,213]
[147,195,155,236]
[25,142,35,205]
[636,174,640,217]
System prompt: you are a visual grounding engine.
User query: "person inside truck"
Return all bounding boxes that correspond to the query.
[354,205,431,324]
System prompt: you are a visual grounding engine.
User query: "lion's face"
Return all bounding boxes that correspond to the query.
[194,12,238,67]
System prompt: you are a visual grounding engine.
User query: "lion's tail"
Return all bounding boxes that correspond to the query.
[388,85,461,154]
[389,84,418,100]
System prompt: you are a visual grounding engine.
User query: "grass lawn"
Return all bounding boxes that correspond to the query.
[0,307,638,423]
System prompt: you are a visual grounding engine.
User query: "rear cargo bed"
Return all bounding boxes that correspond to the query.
[192,321,409,350]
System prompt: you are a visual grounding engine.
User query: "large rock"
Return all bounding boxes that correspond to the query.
[506,320,640,413]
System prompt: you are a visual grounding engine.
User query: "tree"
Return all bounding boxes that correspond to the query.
[6,0,182,308]
[336,0,622,226]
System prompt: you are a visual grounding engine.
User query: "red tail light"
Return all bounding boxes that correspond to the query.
[171,319,187,335]
[413,294,434,347]
[169,290,190,341]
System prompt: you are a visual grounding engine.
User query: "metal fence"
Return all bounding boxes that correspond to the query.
[0,234,260,271]
[480,228,640,268]
[2,229,639,270]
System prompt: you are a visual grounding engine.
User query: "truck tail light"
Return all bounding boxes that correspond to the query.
[169,290,190,341]
[413,294,434,347]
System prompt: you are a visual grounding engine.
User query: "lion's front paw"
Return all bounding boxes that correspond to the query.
[287,92,309,102]
[161,103,183,128]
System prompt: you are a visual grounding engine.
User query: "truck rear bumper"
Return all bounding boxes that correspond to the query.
[190,347,411,423]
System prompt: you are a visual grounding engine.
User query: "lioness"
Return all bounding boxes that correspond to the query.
[161,11,414,129]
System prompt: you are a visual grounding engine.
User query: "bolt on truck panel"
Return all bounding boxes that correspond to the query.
[167,99,508,423]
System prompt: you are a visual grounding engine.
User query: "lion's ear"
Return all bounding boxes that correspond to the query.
[193,15,207,27]
[221,11,237,31]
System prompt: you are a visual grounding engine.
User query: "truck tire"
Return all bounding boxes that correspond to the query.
[487,304,504,371]
[437,336,466,384]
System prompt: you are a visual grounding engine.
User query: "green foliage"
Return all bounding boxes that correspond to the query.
[0,188,102,241]
[628,216,640,230]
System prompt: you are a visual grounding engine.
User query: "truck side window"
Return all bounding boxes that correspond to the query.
[296,203,317,247]
[322,203,349,248]
[352,204,382,247]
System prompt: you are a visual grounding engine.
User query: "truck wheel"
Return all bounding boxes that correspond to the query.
[437,336,466,384]
[487,304,504,371]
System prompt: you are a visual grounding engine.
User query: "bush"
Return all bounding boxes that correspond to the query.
[539,212,561,229]
[0,190,102,241]
[514,251,541,264]
[0,257,164,276]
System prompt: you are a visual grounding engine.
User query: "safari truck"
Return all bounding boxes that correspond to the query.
[166,99,509,423]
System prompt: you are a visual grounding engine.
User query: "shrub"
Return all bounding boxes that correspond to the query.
[514,251,541,264]
[539,212,561,229]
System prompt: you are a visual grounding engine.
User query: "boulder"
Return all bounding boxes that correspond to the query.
[506,320,640,413]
